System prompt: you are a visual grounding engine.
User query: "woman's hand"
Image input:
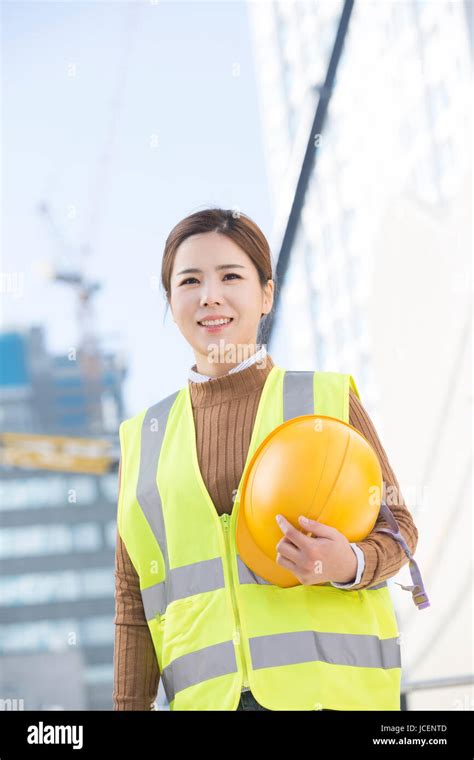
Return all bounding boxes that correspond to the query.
[275,514,358,586]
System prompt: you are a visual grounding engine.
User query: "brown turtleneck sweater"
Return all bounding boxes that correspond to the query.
[113,353,418,710]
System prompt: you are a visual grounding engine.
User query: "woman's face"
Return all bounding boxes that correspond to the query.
[168,231,274,375]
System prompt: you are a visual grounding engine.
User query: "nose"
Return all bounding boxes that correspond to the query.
[200,278,224,307]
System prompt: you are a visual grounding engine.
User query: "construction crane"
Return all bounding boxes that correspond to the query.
[35,2,143,423]
[0,4,144,473]
[37,200,103,356]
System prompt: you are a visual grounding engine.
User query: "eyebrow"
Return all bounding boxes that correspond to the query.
[176,264,246,277]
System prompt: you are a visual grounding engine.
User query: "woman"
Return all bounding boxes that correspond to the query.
[113,207,420,711]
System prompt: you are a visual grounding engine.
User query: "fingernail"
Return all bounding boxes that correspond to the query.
[299,515,308,523]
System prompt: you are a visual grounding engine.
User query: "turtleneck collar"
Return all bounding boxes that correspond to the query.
[188,352,276,408]
[189,344,268,383]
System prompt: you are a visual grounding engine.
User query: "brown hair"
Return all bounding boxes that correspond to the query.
[161,207,277,337]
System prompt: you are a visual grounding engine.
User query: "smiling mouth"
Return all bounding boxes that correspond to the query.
[197,318,234,328]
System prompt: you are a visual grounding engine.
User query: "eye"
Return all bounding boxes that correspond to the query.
[179,273,242,286]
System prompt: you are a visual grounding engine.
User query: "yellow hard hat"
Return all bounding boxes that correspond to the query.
[236,414,383,587]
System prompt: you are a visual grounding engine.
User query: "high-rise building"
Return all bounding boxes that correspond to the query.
[247,0,472,710]
[0,325,126,709]
[0,325,125,436]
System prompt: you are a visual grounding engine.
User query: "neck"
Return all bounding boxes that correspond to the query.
[193,342,262,378]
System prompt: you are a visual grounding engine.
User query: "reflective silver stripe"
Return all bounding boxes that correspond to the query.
[169,557,225,602]
[141,555,388,621]
[141,582,166,620]
[137,392,226,620]
[283,370,314,421]
[136,391,179,616]
[161,640,238,704]
[142,560,227,621]
[249,630,401,671]
[237,556,273,585]
[144,555,298,620]
[162,627,400,703]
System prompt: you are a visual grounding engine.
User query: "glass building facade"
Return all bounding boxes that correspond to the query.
[0,326,125,709]
[247,0,472,710]
[248,0,471,407]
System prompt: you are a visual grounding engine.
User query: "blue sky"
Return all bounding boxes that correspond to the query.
[2,0,273,415]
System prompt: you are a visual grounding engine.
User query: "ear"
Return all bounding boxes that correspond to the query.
[167,298,175,322]
[263,279,274,313]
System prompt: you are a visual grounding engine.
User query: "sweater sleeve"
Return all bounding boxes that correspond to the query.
[113,460,160,710]
[346,387,419,591]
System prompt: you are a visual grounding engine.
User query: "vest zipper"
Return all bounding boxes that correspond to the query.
[221,512,250,690]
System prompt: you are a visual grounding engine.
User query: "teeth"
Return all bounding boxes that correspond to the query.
[200,318,232,326]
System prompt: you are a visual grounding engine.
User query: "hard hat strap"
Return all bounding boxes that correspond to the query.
[374,502,430,610]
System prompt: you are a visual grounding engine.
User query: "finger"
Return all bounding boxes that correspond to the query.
[298,515,338,538]
[275,514,314,551]
[276,537,302,563]
[276,551,298,571]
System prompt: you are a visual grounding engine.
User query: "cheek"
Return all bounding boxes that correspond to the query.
[173,293,196,320]
[232,289,260,318]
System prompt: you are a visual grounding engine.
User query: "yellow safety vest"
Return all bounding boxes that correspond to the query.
[117,365,403,710]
